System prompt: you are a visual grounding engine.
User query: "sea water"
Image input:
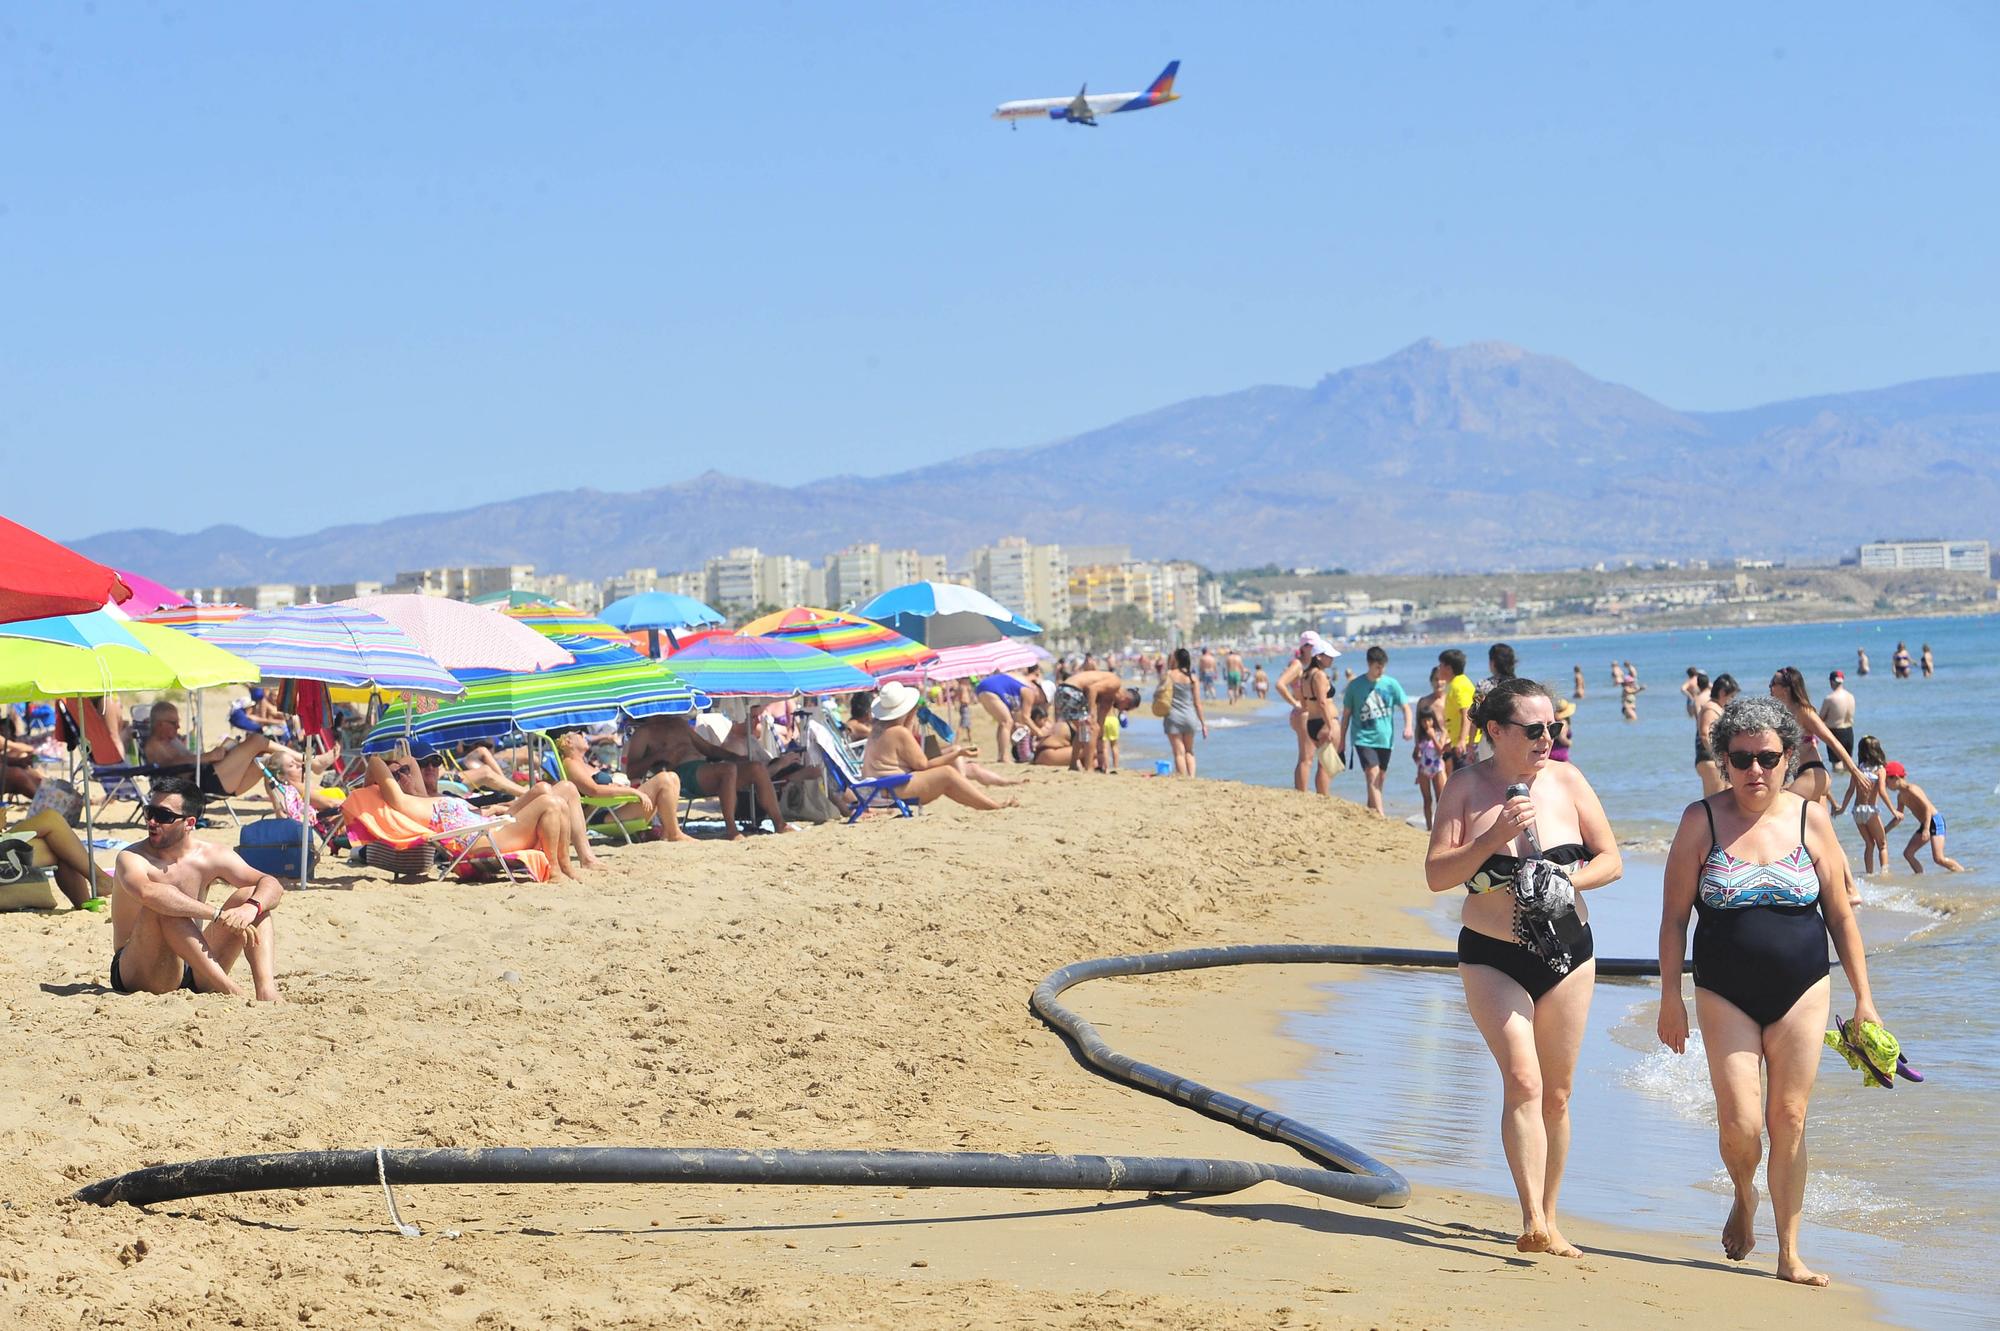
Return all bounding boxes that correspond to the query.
[1120,614,2000,1328]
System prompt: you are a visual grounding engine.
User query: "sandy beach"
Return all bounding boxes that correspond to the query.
[0,773,1881,1329]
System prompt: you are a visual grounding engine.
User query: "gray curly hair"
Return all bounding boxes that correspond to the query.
[1709,695,1802,779]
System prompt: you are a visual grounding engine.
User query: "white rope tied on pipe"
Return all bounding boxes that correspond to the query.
[376,1146,421,1237]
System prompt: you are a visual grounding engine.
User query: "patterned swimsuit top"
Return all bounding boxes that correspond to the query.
[1465,842,1587,894]
[1698,798,1819,909]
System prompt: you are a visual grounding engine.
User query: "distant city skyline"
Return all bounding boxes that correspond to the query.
[8,4,1997,539]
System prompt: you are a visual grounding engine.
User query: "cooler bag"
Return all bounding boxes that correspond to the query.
[237,818,314,880]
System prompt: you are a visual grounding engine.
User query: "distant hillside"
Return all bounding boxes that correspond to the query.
[73,340,2000,584]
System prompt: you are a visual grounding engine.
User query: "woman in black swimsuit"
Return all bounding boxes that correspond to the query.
[1425,678,1623,1259]
[1658,695,1882,1287]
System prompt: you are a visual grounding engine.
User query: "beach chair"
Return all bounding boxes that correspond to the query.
[538,748,654,845]
[339,788,549,884]
[805,720,915,824]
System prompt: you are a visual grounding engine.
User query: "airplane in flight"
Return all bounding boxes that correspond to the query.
[992,61,1180,128]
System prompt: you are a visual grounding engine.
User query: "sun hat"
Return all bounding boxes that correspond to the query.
[1300,631,1340,661]
[1883,760,1906,778]
[1554,698,1576,720]
[873,681,921,722]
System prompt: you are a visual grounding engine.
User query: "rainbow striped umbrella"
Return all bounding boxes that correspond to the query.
[664,634,874,697]
[187,603,463,694]
[739,606,938,677]
[361,634,709,751]
[498,602,630,645]
[139,603,250,629]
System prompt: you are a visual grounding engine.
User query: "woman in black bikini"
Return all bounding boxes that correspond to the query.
[1657,695,1882,1287]
[1425,678,1623,1259]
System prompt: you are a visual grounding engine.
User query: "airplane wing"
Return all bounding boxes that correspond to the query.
[1066,85,1097,126]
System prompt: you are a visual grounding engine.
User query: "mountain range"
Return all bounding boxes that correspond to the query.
[72,340,2000,584]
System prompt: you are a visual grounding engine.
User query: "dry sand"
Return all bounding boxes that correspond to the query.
[0,773,1880,1328]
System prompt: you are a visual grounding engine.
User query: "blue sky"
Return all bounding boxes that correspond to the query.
[6,3,1996,539]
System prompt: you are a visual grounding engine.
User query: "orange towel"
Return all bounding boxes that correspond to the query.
[341,788,551,883]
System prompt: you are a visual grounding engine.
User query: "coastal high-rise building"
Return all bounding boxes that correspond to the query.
[1858,539,1990,573]
[970,537,1069,632]
[825,543,949,608]
[704,548,814,614]
[387,565,536,600]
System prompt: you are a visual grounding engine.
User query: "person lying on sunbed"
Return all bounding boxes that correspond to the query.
[622,715,794,839]
[410,740,603,871]
[144,701,274,799]
[366,749,584,881]
[554,730,687,842]
[263,749,345,839]
[109,777,284,1001]
[860,683,1016,811]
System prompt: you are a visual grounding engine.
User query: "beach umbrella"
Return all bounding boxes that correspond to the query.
[600,591,727,657]
[878,639,1052,685]
[113,570,191,618]
[498,602,631,646]
[468,589,564,609]
[343,594,574,673]
[639,626,728,657]
[856,581,1042,649]
[664,634,875,697]
[360,634,709,752]
[139,603,249,629]
[0,516,132,624]
[741,606,939,677]
[0,612,259,878]
[188,603,464,695]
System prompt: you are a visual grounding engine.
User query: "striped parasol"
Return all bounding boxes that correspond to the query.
[498,602,631,645]
[344,594,574,672]
[361,634,709,751]
[139,603,250,629]
[664,634,875,697]
[186,603,463,694]
[739,606,939,677]
[878,639,1053,684]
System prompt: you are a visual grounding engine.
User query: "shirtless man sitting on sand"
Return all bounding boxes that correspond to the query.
[110,776,284,1001]
[144,700,276,800]
[623,715,793,838]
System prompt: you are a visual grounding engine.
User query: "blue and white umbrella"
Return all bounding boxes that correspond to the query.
[600,591,729,657]
[855,581,1042,649]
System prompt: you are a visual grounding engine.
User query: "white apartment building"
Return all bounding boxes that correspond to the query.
[1858,539,1990,574]
[970,537,1070,632]
[704,548,814,613]
[825,543,949,608]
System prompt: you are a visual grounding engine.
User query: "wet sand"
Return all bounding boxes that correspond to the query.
[0,773,1880,1328]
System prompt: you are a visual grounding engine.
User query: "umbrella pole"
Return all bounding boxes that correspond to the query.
[193,687,203,790]
[299,731,314,889]
[80,708,97,902]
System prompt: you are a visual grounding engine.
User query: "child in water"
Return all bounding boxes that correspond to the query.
[1882,760,1966,873]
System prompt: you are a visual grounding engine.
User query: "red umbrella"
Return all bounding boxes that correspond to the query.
[0,516,131,624]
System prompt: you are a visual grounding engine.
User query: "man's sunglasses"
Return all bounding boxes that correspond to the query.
[1494,719,1557,741]
[1727,749,1787,771]
[143,803,189,823]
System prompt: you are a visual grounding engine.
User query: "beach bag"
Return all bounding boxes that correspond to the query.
[1012,726,1035,763]
[238,817,315,881]
[26,778,83,826]
[1150,680,1172,718]
[0,835,37,886]
[779,776,838,825]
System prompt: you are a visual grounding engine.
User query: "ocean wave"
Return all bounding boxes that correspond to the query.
[1852,875,1951,922]
[1696,1165,1929,1231]
[1620,1036,1716,1123]
[1205,715,1250,730]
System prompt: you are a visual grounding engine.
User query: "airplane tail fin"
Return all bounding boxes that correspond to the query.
[1146,60,1180,99]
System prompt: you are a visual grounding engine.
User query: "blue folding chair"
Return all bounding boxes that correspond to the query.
[807,720,915,823]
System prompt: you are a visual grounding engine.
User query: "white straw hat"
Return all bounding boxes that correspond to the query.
[872,681,921,722]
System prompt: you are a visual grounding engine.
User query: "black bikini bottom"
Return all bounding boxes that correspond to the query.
[1457,914,1594,1002]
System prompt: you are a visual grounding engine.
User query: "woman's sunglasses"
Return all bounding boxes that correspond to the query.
[1495,720,1556,741]
[1727,749,1786,771]
[143,803,189,823]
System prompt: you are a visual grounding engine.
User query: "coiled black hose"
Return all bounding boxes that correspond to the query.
[77,945,1672,1214]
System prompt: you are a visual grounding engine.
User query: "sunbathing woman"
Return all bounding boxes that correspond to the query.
[366,751,581,881]
[861,683,1016,811]
[555,730,687,842]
